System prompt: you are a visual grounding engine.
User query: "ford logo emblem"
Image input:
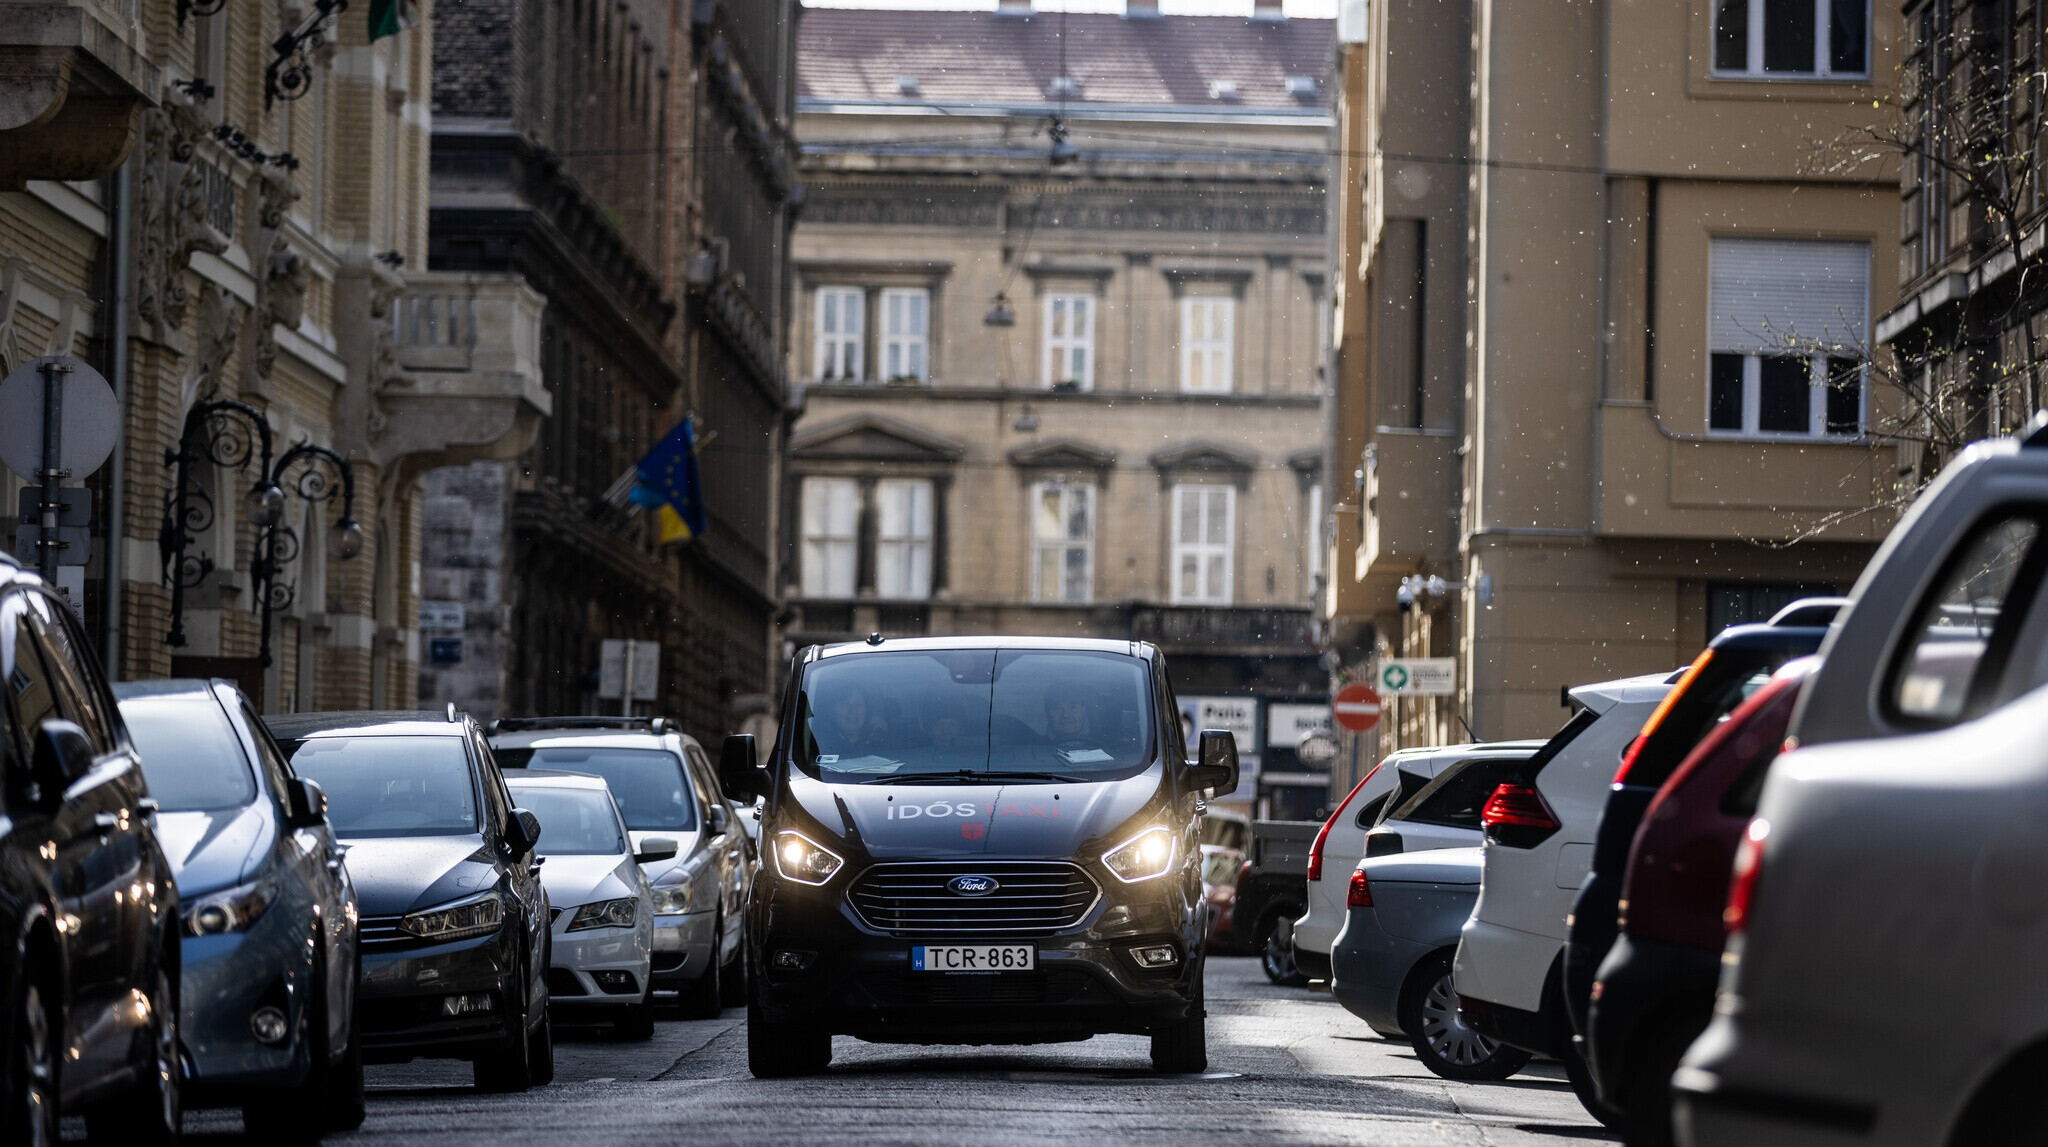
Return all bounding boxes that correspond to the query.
[947,875,999,897]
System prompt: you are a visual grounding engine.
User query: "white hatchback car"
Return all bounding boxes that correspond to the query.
[507,771,673,1040]
[1296,742,1542,984]
[1454,672,1673,1120]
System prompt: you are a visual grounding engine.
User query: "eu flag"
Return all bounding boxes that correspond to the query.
[628,418,707,545]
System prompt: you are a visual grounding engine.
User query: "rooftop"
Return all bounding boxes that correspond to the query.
[798,8,1335,114]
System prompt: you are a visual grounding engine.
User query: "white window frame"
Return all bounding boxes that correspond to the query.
[814,286,864,383]
[1711,0,1870,79]
[799,477,858,598]
[1170,484,1235,606]
[1706,237,1869,441]
[1708,353,1866,439]
[1180,296,1235,394]
[880,287,930,382]
[1042,292,1096,391]
[875,478,933,600]
[1031,481,1095,603]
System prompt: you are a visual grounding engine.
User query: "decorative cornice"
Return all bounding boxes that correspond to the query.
[790,413,967,463]
[1007,438,1118,470]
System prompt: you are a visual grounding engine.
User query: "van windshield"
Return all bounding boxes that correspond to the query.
[797,648,1155,782]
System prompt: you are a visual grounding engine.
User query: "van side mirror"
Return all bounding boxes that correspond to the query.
[508,807,543,854]
[1187,729,1240,797]
[285,776,329,829]
[635,836,679,864]
[30,719,93,803]
[720,734,767,800]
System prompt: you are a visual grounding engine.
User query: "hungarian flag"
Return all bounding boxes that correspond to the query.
[369,0,417,41]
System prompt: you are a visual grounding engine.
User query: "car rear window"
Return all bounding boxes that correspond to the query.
[121,695,258,812]
[496,747,697,832]
[1389,756,1527,828]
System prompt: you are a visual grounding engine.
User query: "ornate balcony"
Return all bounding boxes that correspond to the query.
[0,0,159,188]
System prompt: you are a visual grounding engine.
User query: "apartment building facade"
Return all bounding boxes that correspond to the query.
[1328,0,1902,746]
[790,3,1334,806]
[0,1,544,709]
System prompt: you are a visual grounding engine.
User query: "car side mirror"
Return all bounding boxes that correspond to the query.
[508,807,543,854]
[706,802,731,835]
[720,734,767,800]
[30,719,94,802]
[1187,729,1240,797]
[285,776,329,829]
[635,836,679,864]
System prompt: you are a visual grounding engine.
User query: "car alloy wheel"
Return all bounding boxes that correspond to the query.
[1260,912,1306,986]
[18,979,58,1147]
[1418,971,1497,1067]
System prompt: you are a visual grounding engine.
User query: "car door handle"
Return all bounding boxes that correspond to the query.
[91,812,117,834]
[137,797,159,815]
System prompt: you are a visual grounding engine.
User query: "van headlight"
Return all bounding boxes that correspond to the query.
[1101,826,1178,883]
[774,831,844,885]
[398,892,504,942]
[182,877,279,936]
[567,898,638,932]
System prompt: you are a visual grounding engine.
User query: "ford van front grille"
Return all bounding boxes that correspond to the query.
[848,862,1100,937]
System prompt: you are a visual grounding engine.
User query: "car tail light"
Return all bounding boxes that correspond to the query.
[1723,818,1769,936]
[1481,784,1557,830]
[1346,868,1373,908]
[1308,763,1380,882]
[1614,648,1713,784]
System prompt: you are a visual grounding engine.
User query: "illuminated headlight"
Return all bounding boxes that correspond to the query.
[182,877,279,937]
[567,897,638,932]
[774,831,844,885]
[650,883,693,915]
[398,892,504,942]
[1101,827,1177,884]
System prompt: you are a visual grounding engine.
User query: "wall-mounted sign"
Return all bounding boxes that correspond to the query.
[419,600,466,631]
[1177,694,1260,753]
[1379,657,1457,696]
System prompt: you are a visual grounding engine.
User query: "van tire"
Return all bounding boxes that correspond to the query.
[747,990,829,1077]
[1150,969,1207,1073]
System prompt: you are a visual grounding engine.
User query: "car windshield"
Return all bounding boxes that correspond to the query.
[495,747,697,831]
[287,735,479,838]
[120,695,258,812]
[507,785,626,856]
[797,648,1155,781]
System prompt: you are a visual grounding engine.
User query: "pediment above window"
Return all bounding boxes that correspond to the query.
[1008,437,1117,473]
[1150,440,1259,489]
[790,413,966,464]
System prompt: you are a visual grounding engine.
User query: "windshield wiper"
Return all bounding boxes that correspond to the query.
[858,769,1079,785]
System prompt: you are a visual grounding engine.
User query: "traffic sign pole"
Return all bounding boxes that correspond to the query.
[36,359,69,581]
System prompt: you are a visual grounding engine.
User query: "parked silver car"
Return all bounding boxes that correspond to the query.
[116,680,363,1143]
[1331,847,1527,1081]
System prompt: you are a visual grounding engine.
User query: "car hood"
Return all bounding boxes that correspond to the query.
[539,853,640,910]
[627,829,700,884]
[781,767,1167,859]
[157,805,272,898]
[340,834,502,917]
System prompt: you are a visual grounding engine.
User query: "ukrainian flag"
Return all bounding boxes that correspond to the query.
[628,418,707,545]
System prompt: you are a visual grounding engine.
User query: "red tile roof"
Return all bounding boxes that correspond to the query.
[798,8,1335,113]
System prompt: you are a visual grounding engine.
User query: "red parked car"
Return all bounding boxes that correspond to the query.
[1583,657,1817,1146]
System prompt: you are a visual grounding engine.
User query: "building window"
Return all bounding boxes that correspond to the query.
[1180,297,1234,393]
[1707,237,1869,438]
[1171,484,1234,605]
[1032,482,1094,603]
[1043,293,1095,390]
[881,288,929,382]
[1705,580,1838,640]
[1713,0,1868,78]
[800,477,858,598]
[875,478,933,599]
[814,286,864,382]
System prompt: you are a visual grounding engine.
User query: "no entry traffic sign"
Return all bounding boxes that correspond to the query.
[1332,682,1382,733]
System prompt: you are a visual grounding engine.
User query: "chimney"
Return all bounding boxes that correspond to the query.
[1251,0,1285,22]
[1125,0,1161,17]
[995,0,1032,18]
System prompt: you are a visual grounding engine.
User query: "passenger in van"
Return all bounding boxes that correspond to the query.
[820,684,888,758]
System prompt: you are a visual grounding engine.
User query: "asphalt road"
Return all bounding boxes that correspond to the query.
[159,957,1610,1146]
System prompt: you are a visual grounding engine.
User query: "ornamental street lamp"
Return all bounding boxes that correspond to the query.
[161,400,361,667]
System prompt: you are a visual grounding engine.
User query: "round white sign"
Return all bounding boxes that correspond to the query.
[0,356,119,483]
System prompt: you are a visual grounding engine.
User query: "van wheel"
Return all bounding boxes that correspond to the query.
[1398,953,1531,1082]
[1258,908,1308,987]
[1149,968,1207,1073]
[746,987,829,1077]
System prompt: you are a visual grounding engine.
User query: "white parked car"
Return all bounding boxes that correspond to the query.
[1676,427,2048,1145]
[1453,671,1673,1122]
[1295,742,1541,984]
[507,771,673,1040]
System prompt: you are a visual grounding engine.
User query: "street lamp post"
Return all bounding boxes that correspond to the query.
[161,400,361,667]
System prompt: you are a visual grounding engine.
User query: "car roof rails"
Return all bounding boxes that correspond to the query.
[486,715,672,736]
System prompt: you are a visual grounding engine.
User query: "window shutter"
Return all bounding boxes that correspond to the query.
[1709,238,1869,355]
